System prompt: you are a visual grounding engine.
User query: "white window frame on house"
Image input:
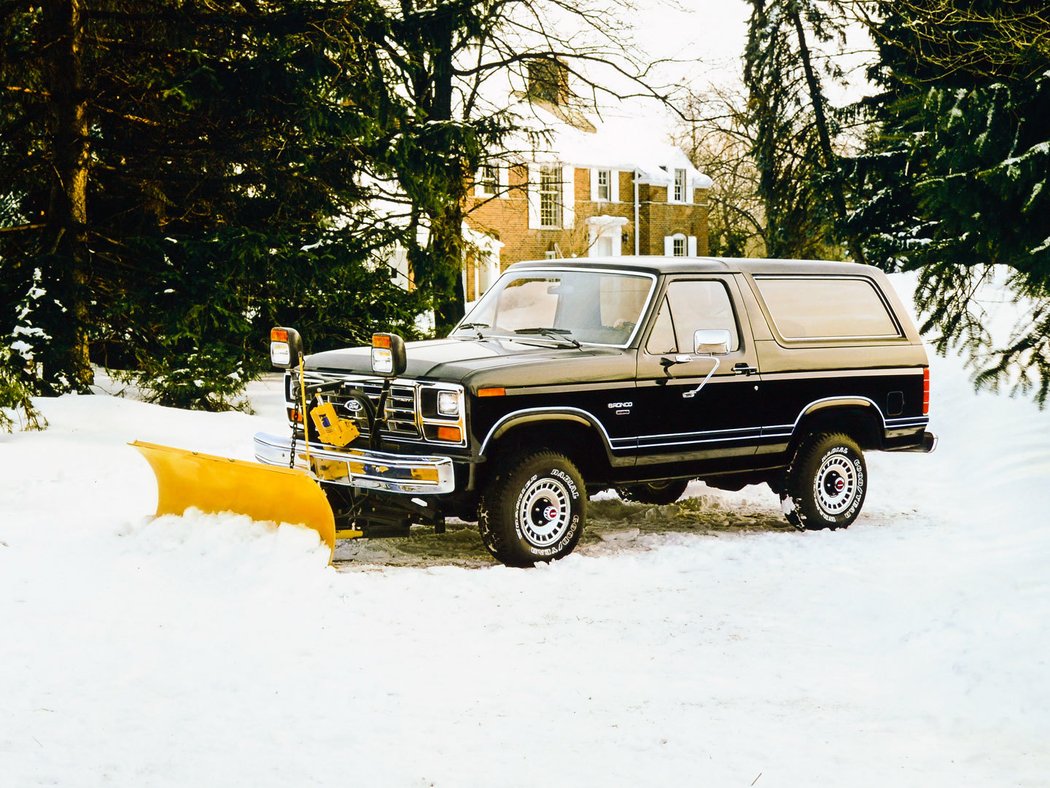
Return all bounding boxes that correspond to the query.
[474,163,507,198]
[664,233,697,257]
[590,168,615,202]
[672,168,689,203]
[539,167,561,227]
[528,164,575,230]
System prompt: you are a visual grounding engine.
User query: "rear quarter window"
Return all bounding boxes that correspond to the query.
[754,276,901,340]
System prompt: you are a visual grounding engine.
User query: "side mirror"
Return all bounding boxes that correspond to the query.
[270,326,304,369]
[371,333,407,377]
[693,328,731,356]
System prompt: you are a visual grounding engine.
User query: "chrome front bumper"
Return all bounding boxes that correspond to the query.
[253,432,456,494]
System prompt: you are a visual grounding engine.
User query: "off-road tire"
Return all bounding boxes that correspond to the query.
[477,450,585,567]
[780,432,867,530]
[616,479,689,505]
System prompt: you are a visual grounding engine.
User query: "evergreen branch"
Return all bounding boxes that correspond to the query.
[0,223,46,234]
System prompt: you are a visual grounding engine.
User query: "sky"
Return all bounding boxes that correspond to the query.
[609,0,875,129]
[634,0,753,84]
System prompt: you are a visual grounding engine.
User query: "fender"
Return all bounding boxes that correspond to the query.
[796,396,884,428]
[789,396,886,449]
[479,407,623,464]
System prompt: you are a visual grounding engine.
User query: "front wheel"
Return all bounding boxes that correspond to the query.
[477,450,585,567]
[780,433,867,530]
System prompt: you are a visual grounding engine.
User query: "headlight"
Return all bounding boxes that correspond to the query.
[371,346,393,374]
[437,390,461,417]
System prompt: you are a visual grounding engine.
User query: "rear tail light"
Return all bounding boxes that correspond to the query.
[922,367,930,415]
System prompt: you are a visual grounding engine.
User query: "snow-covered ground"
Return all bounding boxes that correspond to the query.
[2,276,1048,787]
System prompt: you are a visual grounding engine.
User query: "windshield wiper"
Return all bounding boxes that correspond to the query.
[514,327,581,348]
[455,322,489,339]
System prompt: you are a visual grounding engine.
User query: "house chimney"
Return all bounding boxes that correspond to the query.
[527,58,570,106]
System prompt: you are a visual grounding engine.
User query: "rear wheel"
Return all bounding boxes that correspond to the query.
[616,479,689,505]
[477,450,585,567]
[780,433,867,530]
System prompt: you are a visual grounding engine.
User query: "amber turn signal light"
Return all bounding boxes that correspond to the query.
[436,425,462,442]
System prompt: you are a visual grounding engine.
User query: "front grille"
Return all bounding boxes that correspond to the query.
[308,374,420,440]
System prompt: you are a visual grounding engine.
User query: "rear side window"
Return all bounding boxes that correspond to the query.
[754,277,900,340]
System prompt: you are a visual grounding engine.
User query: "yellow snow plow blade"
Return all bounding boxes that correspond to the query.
[132,441,336,559]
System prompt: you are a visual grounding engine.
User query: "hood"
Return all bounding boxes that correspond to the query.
[307,337,634,389]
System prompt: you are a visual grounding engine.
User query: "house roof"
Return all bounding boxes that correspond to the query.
[503,100,712,189]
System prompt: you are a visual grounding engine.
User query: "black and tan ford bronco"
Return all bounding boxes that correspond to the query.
[256,257,936,566]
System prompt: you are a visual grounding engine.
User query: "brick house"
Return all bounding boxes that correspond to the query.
[461,67,712,303]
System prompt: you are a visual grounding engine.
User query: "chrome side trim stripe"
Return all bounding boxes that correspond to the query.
[477,399,930,455]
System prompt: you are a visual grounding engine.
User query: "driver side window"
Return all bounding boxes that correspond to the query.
[645,280,740,354]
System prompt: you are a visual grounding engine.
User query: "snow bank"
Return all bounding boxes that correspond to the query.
[1,276,1048,787]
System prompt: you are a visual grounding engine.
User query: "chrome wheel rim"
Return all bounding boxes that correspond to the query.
[517,476,572,548]
[815,453,858,516]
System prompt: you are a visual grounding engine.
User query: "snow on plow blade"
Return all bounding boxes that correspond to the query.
[132,441,336,559]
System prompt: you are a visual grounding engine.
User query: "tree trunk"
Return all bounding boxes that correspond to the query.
[429,202,466,335]
[787,1,867,265]
[422,4,466,333]
[39,0,93,392]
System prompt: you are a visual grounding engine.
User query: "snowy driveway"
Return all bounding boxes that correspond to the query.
[2,345,1048,787]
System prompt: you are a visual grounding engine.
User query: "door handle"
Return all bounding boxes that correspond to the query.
[733,363,758,376]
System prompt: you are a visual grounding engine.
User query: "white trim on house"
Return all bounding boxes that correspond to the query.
[462,223,504,307]
[669,167,690,204]
[527,165,541,228]
[474,164,498,198]
[590,167,616,202]
[561,165,575,229]
[665,233,688,257]
[586,214,628,257]
[528,164,575,230]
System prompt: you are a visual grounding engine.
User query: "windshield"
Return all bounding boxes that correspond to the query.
[452,268,656,347]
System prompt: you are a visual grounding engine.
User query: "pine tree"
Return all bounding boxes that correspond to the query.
[849,0,1050,403]
[0,1,92,396]
[743,0,858,260]
[1,1,426,410]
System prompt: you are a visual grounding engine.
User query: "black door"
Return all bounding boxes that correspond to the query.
[631,276,764,472]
